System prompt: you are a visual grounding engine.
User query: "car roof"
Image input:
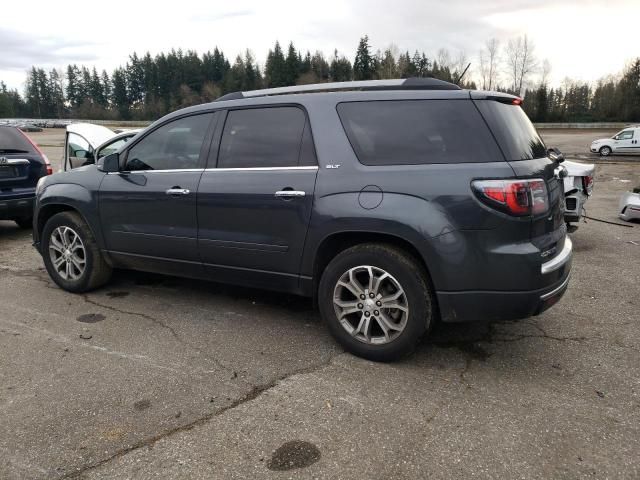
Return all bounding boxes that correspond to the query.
[147,79,518,131]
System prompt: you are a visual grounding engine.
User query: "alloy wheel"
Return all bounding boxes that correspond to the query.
[49,226,86,281]
[333,265,409,345]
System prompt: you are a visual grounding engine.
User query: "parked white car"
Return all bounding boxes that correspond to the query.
[64,123,142,171]
[563,160,595,225]
[619,190,640,222]
[590,126,640,156]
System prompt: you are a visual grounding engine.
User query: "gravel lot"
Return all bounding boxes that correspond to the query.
[0,129,638,479]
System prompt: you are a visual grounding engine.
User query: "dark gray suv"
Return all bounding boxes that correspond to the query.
[33,78,572,361]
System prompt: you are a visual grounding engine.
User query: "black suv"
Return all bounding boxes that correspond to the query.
[1,125,52,227]
[33,78,572,361]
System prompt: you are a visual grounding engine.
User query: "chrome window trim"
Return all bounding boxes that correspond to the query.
[204,166,319,172]
[106,166,319,174]
[107,168,204,174]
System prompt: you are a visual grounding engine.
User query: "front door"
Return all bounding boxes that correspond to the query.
[613,129,635,154]
[197,106,318,291]
[99,112,216,272]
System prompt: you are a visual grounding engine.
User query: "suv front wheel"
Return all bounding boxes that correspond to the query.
[41,211,112,292]
[319,244,433,361]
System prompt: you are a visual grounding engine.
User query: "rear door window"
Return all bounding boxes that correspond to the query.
[217,107,307,168]
[337,100,503,165]
[474,100,547,160]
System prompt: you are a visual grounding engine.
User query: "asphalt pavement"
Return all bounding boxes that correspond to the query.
[0,130,638,479]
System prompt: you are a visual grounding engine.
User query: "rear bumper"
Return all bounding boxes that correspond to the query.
[437,238,572,323]
[0,196,34,220]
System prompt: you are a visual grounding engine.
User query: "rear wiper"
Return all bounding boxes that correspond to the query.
[0,148,29,154]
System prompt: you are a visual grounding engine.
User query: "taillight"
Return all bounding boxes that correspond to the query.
[582,175,594,195]
[471,179,549,216]
[17,128,52,175]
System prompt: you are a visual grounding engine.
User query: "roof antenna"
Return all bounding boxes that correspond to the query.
[456,63,471,85]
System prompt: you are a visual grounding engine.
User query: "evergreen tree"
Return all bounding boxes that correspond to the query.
[353,36,374,80]
[265,41,287,87]
[111,68,129,119]
[329,50,352,82]
[284,42,300,85]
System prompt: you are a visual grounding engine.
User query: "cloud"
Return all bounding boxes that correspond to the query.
[0,0,638,90]
[189,9,254,22]
[0,28,100,71]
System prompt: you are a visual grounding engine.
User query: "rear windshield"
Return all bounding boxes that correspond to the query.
[337,100,503,165]
[0,127,34,153]
[474,100,546,160]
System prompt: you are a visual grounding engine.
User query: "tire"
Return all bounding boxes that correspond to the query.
[41,211,112,292]
[14,217,33,229]
[599,146,612,157]
[318,243,433,362]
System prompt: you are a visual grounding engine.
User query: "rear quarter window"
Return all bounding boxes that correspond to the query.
[336,100,503,165]
[474,100,547,160]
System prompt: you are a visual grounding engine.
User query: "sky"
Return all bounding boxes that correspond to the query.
[1,0,638,92]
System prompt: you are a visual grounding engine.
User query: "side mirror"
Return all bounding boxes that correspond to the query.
[98,152,120,173]
[547,147,565,163]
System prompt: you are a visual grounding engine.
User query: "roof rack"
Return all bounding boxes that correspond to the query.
[216,77,461,101]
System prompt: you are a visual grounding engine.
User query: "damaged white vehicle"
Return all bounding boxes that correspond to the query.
[548,148,595,227]
[563,160,595,225]
[619,190,640,222]
[64,123,142,171]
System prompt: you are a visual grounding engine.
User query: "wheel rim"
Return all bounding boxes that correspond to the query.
[333,265,409,345]
[49,226,86,281]
[601,147,610,156]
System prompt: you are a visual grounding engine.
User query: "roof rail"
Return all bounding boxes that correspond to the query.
[216,77,460,101]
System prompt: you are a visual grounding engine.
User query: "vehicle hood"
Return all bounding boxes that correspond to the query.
[591,138,611,144]
[66,123,116,148]
[563,160,595,177]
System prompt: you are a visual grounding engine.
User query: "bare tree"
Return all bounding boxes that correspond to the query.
[436,48,451,70]
[505,35,537,95]
[453,50,468,78]
[540,58,552,86]
[478,38,500,90]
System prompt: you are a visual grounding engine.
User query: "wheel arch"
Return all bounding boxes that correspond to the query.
[35,202,106,262]
[310,231,439,316]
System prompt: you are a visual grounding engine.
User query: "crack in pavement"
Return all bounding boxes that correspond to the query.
[0,266,57,289]
[57,351,343,480]
[81,294,237,376]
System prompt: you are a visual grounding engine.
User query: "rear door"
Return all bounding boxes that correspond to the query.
[99,112,216,272]
[197,106,318,291]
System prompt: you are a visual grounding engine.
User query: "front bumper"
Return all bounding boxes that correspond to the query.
[0,196,34,221]
[437,237,573,323]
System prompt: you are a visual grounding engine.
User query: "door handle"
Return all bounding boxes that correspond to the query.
[275,190,306,198]
[166,188,190,196]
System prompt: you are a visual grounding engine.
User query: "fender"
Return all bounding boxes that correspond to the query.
[34,183,106,251]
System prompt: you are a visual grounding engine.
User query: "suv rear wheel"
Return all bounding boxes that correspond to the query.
[41,211,112,292]
[318,244,432,361]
